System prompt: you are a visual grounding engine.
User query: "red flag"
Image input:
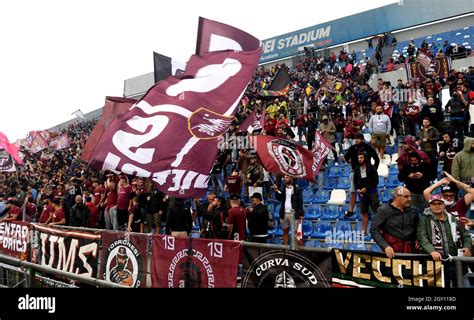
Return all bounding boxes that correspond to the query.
[196,17,261,55]
[383,102,394,117]
[151,234,241,288]
[0,131,23,165]
[82,97,136,162]
[311,132,333,176]
[250,135,316,181]
[236,110,264,133]
[88,21,261,198]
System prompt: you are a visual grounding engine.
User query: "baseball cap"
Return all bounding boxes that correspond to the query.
[322,115,328,120]
[429,194,444,204]
[441,185,453,193]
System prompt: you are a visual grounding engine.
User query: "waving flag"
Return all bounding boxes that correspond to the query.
[82,96,136,162]
[311,132,333,176]
[259,65,290,97]
[153,52,186,84]
[196,17,260,54]
[88,19,261,198]
[237,110,265,133]
[250,136,315,181]
[0,132,23,165]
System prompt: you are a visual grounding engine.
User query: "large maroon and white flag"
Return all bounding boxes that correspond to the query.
[0,131,23,165]
[82,96,136,162]
[312,132,333,176]
[236,110,265,133]
[88,20,261,198]
[196,17,261,55]
[250,135,316,181]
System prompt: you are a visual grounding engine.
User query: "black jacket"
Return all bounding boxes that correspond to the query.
[248,203,269,236]
[344,142,380,170]
[370,203,419,250]
[398,161,431,194]
[275,184,304,219]
[69,203,91,227]
[166,200,192,235]
[354,163,379,191]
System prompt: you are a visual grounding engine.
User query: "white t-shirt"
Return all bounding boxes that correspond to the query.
[469,104,474,125]
[285,186,294,213]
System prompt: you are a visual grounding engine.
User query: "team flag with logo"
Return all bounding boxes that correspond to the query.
[87,18,261,198]
[250,136,316,181]
[236,110,265,133]
[100,231,148,288]
[151,234,241,288]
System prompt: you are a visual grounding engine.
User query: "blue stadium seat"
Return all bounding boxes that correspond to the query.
[377,176,386,188]
[302,220,313,239]
[311,220,332,239]
[336,177,350,189]
[341,204,359,220]
[383,188,396,203]
[298,178,309,190]
[268,237,283,245]
[389,165,398,174]
[347,243,368,251]
[324,241,344,249]
[304,204,323,220]
[328,166,344,178]
[274,226,284,237]
[314,190,330,203]
[334,220,352,233]
[371,244,383,252]
[386,175,402,188]
[305,239,323,248]
[303,188,314,203]
[323,177,338,190]
[322,204,340,220]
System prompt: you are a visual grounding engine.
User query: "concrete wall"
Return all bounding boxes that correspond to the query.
[123,72,154,100]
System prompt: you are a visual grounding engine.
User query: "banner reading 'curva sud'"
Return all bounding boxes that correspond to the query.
[151,234,241,288]
[332,249,449,288]
[242,245,332,288]
[100,230,148,288]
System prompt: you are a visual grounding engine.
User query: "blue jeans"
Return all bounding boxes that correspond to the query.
[210,173,224,194]
[336,132,344,153]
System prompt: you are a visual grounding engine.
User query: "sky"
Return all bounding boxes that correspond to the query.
[0,0,397,142]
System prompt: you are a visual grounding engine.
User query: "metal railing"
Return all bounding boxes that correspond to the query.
[0,253,128,288]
